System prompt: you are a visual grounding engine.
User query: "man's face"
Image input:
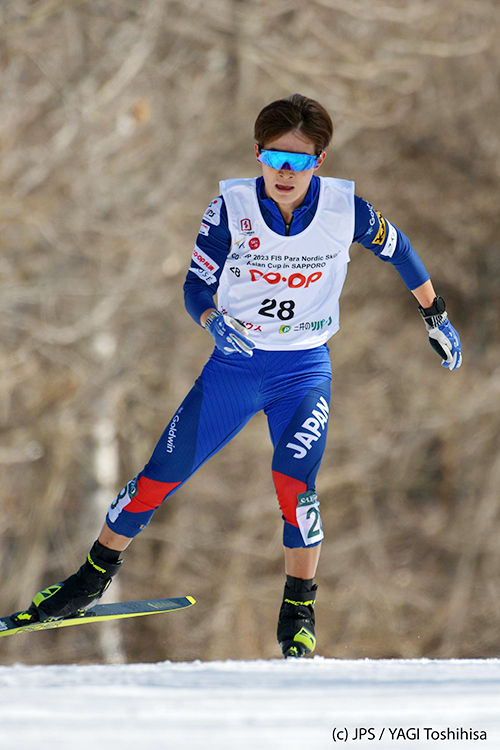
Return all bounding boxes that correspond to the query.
[254,131,325,215]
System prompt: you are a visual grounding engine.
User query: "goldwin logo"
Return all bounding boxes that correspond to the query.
[286,397,329,459]
[166,407,183,453]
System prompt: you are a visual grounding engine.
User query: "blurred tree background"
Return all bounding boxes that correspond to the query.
[1,0,499,665]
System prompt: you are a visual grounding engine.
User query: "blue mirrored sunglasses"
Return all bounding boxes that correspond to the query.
[257,149,319,172]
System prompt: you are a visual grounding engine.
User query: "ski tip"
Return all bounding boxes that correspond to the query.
[186,596,196,605]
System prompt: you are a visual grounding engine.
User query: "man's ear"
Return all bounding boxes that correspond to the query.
[315,151,326,169]
[254,143,261,160]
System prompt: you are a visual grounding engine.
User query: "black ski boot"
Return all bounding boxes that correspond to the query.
[11,541,123,625]
[277,575,317,658]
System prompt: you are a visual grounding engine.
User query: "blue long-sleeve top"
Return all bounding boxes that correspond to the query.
[184,175,429,325]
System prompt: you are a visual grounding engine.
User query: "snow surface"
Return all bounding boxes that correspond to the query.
[0,658,499,749]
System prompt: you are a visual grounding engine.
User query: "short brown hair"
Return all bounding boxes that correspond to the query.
[254,94,333,155]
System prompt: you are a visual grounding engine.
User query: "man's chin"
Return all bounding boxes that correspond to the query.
[271,189,295,204]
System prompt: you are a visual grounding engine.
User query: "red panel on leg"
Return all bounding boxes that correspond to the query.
[272,471,307,527]
[126,476,181,513]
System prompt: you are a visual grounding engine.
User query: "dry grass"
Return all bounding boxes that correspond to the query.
[1,0,499,664]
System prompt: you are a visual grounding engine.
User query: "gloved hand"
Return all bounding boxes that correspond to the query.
[205,310,255,357]
[418,295,462,371]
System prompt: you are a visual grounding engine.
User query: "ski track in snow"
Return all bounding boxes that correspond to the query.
[0,658,499,749]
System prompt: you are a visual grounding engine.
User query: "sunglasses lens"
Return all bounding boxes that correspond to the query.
[258,151,318,171]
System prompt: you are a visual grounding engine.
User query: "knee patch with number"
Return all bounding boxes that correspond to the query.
[273,471,324,548]
[106,475,181,538]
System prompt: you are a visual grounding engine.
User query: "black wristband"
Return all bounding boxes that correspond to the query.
[418,295,446,318]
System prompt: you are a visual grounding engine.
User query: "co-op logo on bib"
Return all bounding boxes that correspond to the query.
[249,269,322,289]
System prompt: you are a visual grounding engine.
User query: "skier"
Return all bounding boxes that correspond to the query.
[12,94,462,657]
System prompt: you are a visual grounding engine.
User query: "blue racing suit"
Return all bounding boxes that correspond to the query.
[106,176,429,548]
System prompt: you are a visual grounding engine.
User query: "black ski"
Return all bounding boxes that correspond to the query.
[0,596,196,637]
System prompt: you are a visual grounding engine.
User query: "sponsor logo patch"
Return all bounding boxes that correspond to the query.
[293,317,332,332]
[297,491,318,507]
[249,237,260,250]
[192,246,220,274]
[203,198,222,226]
[189,266,216,285]
[249,269,322,288]
[166,413,180,454]
[240,218,252,232]
[365,201,376,235]
[380,221,397,258]
[373,211,387,245]
[198,222,210,237]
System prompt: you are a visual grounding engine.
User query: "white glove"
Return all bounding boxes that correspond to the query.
[205,311,255,357]
[419,296,462,371]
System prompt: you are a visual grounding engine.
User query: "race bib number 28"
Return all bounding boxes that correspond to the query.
[296,490,324,546]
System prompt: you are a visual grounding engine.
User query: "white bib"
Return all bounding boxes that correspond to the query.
[218,177,354,350]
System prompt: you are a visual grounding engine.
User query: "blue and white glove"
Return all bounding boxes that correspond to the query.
[205,310,255,357]
[418,296,462,371]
